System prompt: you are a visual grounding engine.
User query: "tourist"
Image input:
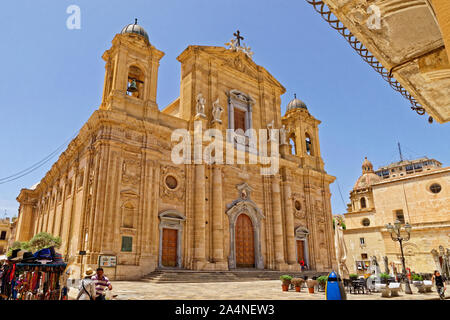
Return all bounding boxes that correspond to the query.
[91,267,112,301]
[76,268,96,300]
[432,270,446,300]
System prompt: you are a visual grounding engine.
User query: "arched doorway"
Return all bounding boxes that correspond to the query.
[235,214,255,268]
[158,210,186,269]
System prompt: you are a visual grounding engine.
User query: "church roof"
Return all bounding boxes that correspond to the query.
[120,19,149,43]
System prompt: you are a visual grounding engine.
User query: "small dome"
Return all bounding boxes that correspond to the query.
[121,19,149,43]
[353,157,382,190]
[287,94,307,111]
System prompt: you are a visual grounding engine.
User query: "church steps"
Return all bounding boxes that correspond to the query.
[142,269,327,283]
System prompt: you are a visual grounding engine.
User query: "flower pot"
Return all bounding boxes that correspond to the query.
[282,285,289,292]
[295,286,301,292]
[308,287,314,294]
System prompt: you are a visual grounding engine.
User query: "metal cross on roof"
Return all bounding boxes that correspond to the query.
[233,30,244,46]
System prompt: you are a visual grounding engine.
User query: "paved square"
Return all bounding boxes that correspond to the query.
[107,280,446,300]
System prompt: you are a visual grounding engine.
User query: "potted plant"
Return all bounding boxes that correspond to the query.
[412,274,423,285]
[291,278,305,292]
[317,276,328,291]
[280,275,292,292]
[349,274,358,281]
[379,273,390,285]
[306,279,317,294]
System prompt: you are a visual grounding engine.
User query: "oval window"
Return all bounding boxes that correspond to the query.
[165,175,178,190]
[429,183,441,194]
[294,200,302,211]
[362,218,370,227]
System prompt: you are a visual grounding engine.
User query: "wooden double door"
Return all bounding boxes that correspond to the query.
[235,214,255,268]
[162,228,178,267]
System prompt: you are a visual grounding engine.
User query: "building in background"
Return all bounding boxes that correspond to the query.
[0,218,12,254]
[13,22,337,279]
[304,0,450,124]
[342,156,449,275]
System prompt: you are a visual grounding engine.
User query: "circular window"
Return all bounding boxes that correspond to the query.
[294,200,302,211]
[165,175,178,190]
[429,183,441,194]
[362,218,370,227]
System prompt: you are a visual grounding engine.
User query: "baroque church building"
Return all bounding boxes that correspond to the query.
[14,22,337,279]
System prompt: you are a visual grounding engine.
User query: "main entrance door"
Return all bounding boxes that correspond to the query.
[296,240,305,263]
[235,214,255,268]
[162,228,178,267]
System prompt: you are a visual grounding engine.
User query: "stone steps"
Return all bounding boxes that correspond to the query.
[142,269,327,283]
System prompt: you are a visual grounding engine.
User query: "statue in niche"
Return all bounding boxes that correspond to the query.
[196,93,206,117]
[212,98,224,124]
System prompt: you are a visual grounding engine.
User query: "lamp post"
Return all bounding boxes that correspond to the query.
[386,220,413,294]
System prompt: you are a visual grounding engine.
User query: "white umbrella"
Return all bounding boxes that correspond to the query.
[0,255,8,261]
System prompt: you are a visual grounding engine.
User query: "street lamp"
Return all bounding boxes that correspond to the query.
[385,219,413,294]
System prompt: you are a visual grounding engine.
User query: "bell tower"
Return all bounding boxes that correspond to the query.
[100,20,165,119]
[282,95,325,171]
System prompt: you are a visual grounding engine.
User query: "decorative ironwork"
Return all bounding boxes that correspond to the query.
[305,0,426,116]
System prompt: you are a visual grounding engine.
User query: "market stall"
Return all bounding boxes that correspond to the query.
[0,247,69,300]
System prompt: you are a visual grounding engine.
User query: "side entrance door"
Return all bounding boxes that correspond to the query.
[162,228,178,267]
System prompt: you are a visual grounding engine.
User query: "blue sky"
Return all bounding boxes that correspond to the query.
[0,0,448,218]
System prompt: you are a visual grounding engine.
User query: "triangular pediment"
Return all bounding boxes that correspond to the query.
[177,46,285,93]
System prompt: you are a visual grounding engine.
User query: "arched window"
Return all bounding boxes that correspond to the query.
[305,133,313,156]
[360,197,367,209]
[127,65,144,99]
[289,134,296,155]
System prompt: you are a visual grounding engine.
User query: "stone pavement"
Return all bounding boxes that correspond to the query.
[108,280,447,300]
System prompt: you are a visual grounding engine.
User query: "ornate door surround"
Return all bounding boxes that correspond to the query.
[158,210,186,268]
[226,183,265,269]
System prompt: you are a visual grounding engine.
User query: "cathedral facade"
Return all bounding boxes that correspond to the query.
[14,22,337,280]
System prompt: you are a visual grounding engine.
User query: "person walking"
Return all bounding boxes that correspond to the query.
[76,268,96,300]
[432,270,447,300]
[91,267,112,301]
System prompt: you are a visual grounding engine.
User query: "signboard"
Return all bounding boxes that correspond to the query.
[99,255,117,267]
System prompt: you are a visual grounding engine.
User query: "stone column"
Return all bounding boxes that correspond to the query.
[212,165,224,263]
[193,163,206,268]
[271,175,285,267]
[282,177,296,265]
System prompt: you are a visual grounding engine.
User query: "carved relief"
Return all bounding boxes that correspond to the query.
[122,156,141,185]
[160,165,185,201]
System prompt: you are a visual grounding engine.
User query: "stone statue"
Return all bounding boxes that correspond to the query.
[280,125,289,145]
[334,217,350,279]
[196,93,206,118]
[225,38,238,51]
[212,98,224,124]
[267,120,276,141]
